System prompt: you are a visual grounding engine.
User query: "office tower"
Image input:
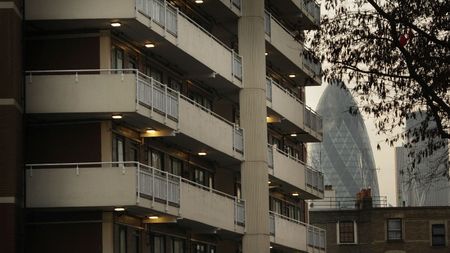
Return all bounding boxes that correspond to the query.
[2,0,326,252]
[396,113,450,207]
[309,83,380,202]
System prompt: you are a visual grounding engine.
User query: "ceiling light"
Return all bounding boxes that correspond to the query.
[198,152,207,156]
[290,133,297,137]
[288,74,296,78]
[270,246,273,249]
[145,43,155,48]
[111,22,121,27]
[195,0,204,3]
[114,207,125,211]
[148,215,159,220]
[292,192,299,197]
[112,114,122,119]
[268,181,271,184]
[146,128,156,134]
[265,52,268,56]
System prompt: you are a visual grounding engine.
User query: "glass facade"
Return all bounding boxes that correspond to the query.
[309,84,380,201]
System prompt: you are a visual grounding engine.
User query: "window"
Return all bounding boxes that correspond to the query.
[119,226,127,253]
[387,218,402,241]
[193,243,206,253]
[153,235,165,253]
[169,157,183,176]
[112,46,124,69]
[172,238,184,253]
[338,221,356,244]
[148,149,164,171]
[432,224,446,246]
[113,136,125,164]
[192,167,213,187]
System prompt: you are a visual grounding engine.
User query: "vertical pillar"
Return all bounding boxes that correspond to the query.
[99,30,111,69]
[238,0,270,252]
[102,212,114,253]
[0,1,23,253]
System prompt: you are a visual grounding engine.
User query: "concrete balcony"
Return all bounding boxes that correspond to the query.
[269,212,326,252]
[25,0,242,93]
[25,70,244,163]
[264,11,321,86]
[267,0,320,30]
[267,145,324,199]
[26,162,245,234]
[266,77,322,142]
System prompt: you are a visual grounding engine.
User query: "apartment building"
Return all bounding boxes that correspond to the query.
[1,0,325,252]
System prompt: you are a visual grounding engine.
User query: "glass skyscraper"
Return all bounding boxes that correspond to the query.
[309,83,380,200]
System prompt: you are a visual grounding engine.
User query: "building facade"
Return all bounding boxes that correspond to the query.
[310,202,450,253]
[309,83,380,202]
[396,112,450,207]
[1,0,326,252]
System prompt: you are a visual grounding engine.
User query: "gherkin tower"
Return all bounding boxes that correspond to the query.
[309,83,380,199]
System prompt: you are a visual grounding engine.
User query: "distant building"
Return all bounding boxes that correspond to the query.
[310,190,450,253]
[309,83,380,202]
[395,112,450,207]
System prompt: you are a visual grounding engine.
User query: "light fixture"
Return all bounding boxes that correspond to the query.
[195,0,204,3]
[290,133,297,137]
[288,74,296,78]
[114,207,125,211]
[148,215,159,220]
[198,152,207,156]
[268,181,271,184]
[146,128,156,134]
[292,192,299,197]
[266,116,271,121]
[112,114,123,119]
[270,246,273,249]
[111,22,121,27]
[145,42,155,48]
[265,52,268,56]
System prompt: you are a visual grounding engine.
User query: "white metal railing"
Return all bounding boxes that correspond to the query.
[304,105,323,134]
[267,144,274,168]
[269,212,275,235]
[136,0,178,35]
[307,224,326,249]
[137,72,179,119]
[25,161,245,226]
[264,11,271,36]
[268,144,324,193]
[302,0,320,25]
[311,196,388,209]
[232,52,242,80]
[136,0,243,81]
[302,50,322,78]
[266,78,272,101]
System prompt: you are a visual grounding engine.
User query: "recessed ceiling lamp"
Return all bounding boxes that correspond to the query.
[112,114,123,119]
[290,133,297,137]
[146,128,156,134]
[145,42,155,48]
[148,215,159,220]
[265,52,268,56]
[289,74,296,78]
[198,152,207,156]
[111,22,121,27]
[195,0,204,3]
[114,207,125,211]
[292,192,299,196]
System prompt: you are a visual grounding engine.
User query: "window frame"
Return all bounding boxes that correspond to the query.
[431,223,446,247]
[337,220,357,244]
[387,218,403,241]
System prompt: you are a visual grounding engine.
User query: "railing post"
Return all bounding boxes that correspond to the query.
[137,163,141,204]
[231,49,235,81]
[76,164,79,176]
[178,176,182,215]
[164,85,168,122]
[163,0,167,37]
[150,77,154,115]
[165,172,169,211]
[151,166,155,207]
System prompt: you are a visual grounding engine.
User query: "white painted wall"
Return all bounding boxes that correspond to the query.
[178,99,234,156]
[273,149,306,190]
[26,0,134,20]
[270,84,305,128]
[26,74,136,113]
[180,183,237,232]
[269,18,303,69]
[273,215,307,251]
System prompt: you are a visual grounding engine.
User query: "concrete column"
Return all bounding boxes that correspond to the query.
[238,0,270,252]
[102,212,114,253]
[101,121,112,162]
[99,30,111,69]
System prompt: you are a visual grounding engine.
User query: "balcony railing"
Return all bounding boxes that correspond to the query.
[231,0,241,10]
[26,161,245,226]
[267,144,324,193]
[307,225,326,250]
[311,196,388,209]
[269,211,326,250]
[136,0,243,82]
[266,77,323,135]
[302,0,320,25]
[302,49,322,78]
